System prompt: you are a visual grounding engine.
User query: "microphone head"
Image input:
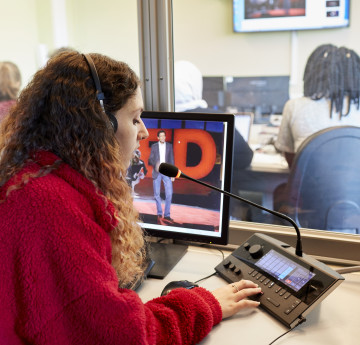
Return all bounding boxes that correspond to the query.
[159,163,179,178]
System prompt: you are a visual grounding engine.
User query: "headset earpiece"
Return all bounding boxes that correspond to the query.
[106,112,118,132]
[82,53,118,132]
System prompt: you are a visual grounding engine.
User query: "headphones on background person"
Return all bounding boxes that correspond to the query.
[82,53,118,132]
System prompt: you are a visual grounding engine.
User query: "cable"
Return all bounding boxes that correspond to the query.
[268,317,306,345]
[336,265,360,274]
[217,248,225,261]
[193,246,225,284]
[194,272,217,284]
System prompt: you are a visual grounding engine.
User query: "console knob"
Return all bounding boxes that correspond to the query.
[234,267,242,275]
[249,244,263,259]
[243,242,251,250]
[223,260,231,268]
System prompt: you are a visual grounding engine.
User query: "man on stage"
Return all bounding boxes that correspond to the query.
[149,130,175,222]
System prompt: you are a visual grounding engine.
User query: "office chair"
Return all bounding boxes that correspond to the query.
[281,126,360,234]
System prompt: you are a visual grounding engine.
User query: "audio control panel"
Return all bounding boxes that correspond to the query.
[215,233,344,328]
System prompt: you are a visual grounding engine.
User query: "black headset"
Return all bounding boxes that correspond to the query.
[82,53,118,132]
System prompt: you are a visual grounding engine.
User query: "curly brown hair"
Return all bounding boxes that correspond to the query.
[0,51,146,287]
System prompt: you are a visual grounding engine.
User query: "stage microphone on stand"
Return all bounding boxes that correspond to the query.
[159,162,303,257]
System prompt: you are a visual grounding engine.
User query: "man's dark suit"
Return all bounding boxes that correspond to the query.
[149,142,175,218]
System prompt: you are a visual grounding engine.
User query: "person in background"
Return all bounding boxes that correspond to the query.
[0,50,261,344]
[275,44,360,168]
[48,46,76,59]
[175,60,254,220]
[0,61,21,122]
[127,149,148,196]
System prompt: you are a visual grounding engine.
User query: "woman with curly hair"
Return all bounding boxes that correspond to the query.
[0,51,261,345]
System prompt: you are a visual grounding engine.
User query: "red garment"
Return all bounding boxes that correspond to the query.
[0,151,222,345]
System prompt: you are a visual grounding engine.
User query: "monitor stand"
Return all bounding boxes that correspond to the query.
[146,242,188,279]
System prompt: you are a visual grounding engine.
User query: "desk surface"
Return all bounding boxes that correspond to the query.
[250,145,289,174]
[248,123,289,174]
[137,245,360,345]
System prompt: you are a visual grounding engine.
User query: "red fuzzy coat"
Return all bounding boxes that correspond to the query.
[0,151,222,345]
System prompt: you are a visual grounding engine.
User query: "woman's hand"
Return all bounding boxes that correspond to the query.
[211,280,262,319]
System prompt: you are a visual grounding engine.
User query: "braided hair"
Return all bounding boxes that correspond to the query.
[303,44,360,118]
[338,46,360,116]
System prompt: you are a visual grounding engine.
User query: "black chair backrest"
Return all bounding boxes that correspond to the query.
[284,126,360,233]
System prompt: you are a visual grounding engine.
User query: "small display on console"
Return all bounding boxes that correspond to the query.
[255,249,315,292]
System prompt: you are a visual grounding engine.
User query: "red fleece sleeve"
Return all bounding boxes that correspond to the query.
[145,287,222,344]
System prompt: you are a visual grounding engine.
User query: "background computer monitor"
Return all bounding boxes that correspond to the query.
[130,111,234,246]
[234,112,254,142]
[202,76,289,123]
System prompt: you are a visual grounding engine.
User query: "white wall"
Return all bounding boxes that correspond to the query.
[0,0,40,86]
[65,0,139,73]
[0,0,139,87]
[1,0,360,95]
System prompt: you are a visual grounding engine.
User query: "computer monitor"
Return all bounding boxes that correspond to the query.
[234,112,254,143]
[128,111,234,277]
[226,76,290,122]
[202,76,226,110]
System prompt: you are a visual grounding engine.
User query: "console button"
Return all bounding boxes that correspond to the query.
[266,297,280,307]
[283,292,291,299]
[279,289,286,296]
[243,242,251,250]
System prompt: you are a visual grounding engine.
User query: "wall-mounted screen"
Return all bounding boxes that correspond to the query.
[233,0,350,33]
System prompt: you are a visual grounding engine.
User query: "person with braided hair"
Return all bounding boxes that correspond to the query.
[275,44,360,167]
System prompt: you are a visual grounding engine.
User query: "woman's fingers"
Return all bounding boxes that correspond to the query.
[212,279,262,319]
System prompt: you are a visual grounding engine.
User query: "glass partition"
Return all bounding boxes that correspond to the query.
[172,0,360,240]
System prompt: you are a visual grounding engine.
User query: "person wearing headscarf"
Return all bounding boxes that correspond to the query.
[174,60,254,220]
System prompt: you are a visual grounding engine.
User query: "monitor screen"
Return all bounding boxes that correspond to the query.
[128,111,234,245]
[235,112,254,142]
[233,0,350,33]
[202,76,226,110]
[226,76,290,117]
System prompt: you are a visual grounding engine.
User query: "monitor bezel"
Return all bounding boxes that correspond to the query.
[139,111,234,245]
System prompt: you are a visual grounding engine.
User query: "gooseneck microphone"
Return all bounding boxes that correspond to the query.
[159,162,303,257]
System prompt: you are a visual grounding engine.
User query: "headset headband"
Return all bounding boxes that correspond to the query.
[82,53,118,132]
